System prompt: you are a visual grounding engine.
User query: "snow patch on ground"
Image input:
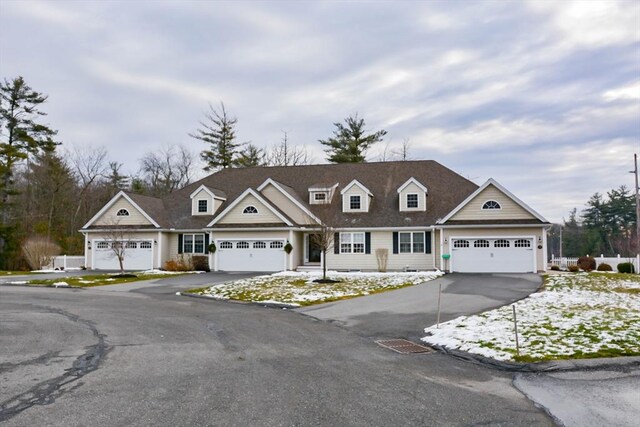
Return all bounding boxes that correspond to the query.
[422,273,640,361]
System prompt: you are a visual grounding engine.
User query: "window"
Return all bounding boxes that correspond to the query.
[399,232,424,253]
[243,206,258,214]
[97,241,109,249]
[453,240,469,248]
[340,232,365,254]
[406,194,419,209]
[237,241,250,249]
[482,200,501,210]
[183,234,205,254]
[270,241,284,249]
[494,239,510,248]
[314,193,326,201]
[116,209,129,216]
[220,241,233,249]
[125,242,137,249]
[474,239,490,248]
[198,200,208,213]
[349,195,361,210]
[514,239,531,248]
[140,241,152,249]
[253,241,266,249]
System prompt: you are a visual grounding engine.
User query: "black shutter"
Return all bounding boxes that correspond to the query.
[425,231,432,254]
[204,234,210,254]
[392,232,399,254]
[178,234,183,254]
[334,233,340,254]
[365,232,371,254]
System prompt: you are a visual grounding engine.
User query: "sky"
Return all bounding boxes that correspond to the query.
[1,0,639,223]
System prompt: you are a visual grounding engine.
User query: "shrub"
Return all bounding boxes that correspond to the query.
[22,236,61,270]
[164,255,192,271]
[192,255,210,272]
[577,256,596,272]
[550,265,560,271]
[568,265,579,272]
[596,263,612,272]
[617,262,636,274]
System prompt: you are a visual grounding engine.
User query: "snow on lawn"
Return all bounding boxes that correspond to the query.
[197,270,444,306]
[422,273,640,362]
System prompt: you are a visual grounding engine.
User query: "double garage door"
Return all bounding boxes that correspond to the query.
[451,238,535,273]
[93,240,153,270]
[217,240,286,272]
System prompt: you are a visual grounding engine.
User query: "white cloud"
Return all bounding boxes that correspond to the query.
[603,82,640,102]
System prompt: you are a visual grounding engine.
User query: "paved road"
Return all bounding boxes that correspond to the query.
[0,283,553,426]
[297,273,542,341]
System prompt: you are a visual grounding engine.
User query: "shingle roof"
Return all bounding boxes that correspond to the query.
[158,160,479,229]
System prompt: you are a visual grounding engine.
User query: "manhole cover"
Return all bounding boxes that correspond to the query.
[375,339,433,354]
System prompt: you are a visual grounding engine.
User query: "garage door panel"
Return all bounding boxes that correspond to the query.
[217,240,285,272]
[451,238,534,273]
[94,240,153,270]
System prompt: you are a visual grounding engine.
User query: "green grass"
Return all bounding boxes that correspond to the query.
[24,272,188,287]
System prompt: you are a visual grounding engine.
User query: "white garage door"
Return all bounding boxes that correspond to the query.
[217,240,285,272]
[451,238,535,273]
[93,240,153,270]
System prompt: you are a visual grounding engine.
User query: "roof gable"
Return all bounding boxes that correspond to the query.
[208,188,293,226]
[82,191,161,229]
[340,179,372,196]
[257,178,321,225]
[438,179,547,224]
[189,184,226,200]
[397,177,428,194]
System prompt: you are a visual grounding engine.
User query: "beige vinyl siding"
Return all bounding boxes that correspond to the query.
[94,199,153,226]
[191,189,216,216]
[342,185,370,212]
[399,182,426,212]
[434,229,442,270]
[260,184,315,225]
[218,194,285,224]
[291,231,304,270]
[86,231,159,269]
[450,185,535,221]
[440,227,546,271]
[325,231,435,271]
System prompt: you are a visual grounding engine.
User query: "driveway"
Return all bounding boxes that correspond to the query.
[297,273,542,341]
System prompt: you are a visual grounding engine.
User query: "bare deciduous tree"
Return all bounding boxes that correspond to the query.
[137,144,195,196]
[22,235,60,270]
[307,201,340,281]
[392,138,412,161]
[268,131,310,166]
[101,219,135,274]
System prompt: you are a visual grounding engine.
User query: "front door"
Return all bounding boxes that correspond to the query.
[308,234,322,263]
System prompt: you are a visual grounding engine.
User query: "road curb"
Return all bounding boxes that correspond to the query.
[431,345,640,372]
[176,291,299,309]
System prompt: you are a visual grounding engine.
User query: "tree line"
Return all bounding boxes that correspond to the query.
[547,186,637,257]
[0,77,394,268]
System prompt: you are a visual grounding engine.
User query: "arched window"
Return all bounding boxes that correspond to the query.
[125,242,138,249]
[270,241,284,249]
[140,241,152,249]
[514,239,531,248]
[116,208,130,216]
[96,241,109,249]
[243,206,258,214]
[253,241,266,249]
[453,240,469,248]
[220,241,233,249]
[494,239,510,248]
[482,200,501,210]
[474,239,490,248]
[236,241,250,249]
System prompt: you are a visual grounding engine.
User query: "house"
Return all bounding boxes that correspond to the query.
[80,160,550,273]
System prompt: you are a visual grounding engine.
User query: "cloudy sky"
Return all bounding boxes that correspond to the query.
[1,0,638,222]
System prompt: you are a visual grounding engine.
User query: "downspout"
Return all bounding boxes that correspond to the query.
[84,232,88,269]
[288,229,293,271]
[542,228,548,272]
[157,231,162,269]
[439,227,444,272]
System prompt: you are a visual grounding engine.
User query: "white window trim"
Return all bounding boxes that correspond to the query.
[398,231,425,253]
[481,200,502,210]
[183,233,206,254]
[406,193,419,209]
[349,195,361,210]
[339,232,366,254]
[242,205,259,214]
[197,199,208,213]
[116,208,130,216]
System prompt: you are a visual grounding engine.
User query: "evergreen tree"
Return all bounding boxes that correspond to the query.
[189,102,242,171]
[236,144,266,168]
[319,114,386,163]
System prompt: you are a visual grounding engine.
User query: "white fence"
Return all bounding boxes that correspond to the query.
[550,254,639,271]
[43,255,85,270]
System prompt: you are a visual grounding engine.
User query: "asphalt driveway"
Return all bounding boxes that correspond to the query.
[296,273,542,341]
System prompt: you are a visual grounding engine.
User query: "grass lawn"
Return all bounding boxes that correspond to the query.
[422,272,640,362]
[0,271,38,276]
[5,271,191,287]
[188,270,443,306]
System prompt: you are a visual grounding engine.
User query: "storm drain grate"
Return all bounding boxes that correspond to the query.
[375,339,433,354]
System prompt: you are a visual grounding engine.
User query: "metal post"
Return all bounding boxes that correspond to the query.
[559,226,563,259]
[436,283,442,329]
[633,154,640,255]
[512,305,520,357]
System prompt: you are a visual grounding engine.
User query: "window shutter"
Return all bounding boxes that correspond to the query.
[204,234,210,254]
[425,231,432,254]
[334,233,340,254]
[178,234,183,254]
[365,232,371,254]
[392,232,399,254]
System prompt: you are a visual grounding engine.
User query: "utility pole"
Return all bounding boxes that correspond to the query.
[632,153,640,254]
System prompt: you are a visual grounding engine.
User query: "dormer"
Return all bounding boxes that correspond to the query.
[340,179,372,213]
[309,182,339,205]
[397,177,428,212]
[190,185,226,216]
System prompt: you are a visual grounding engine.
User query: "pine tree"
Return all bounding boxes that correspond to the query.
[319,114,386,163]
[236,144,266,168]
[189,102,242,171]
